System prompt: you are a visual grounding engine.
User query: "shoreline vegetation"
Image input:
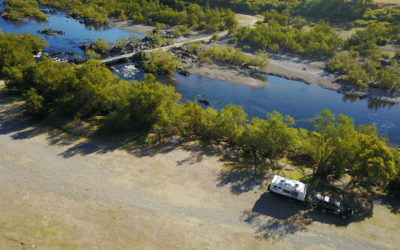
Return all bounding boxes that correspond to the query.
[1,31,400,201]
[2,0,400,102]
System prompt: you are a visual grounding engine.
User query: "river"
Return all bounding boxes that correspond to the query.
[1,2,400,144]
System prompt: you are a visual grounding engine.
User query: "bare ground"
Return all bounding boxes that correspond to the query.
[111,21,154,34]
[0,84,400,249]
[187,63,267,87]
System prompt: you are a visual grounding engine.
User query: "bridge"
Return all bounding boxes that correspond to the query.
[100,32,226,65]
[100,14,261,65]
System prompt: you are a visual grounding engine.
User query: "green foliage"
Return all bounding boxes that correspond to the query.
[36,0,238,31]
[347,23,394,48]
[291,16,307,29]
[186,42,203,53]
[387,172,400,198]
[232,22,342,57]
[241,111,299,168]
[23,88,46,118]
[3,0,47,21]
[198,46,269,69]
[92,38,110,52]
[145,31,173,48]
[115,37,128,49]
[301,110,398,188]
[143,49,181,75]
[346,128,398,188]
[173,25,191,37]
[294,0,368,23]
[178,101,219,141]
[263,9,289,26]
[105,74,182,131]
[2,32,399,195]
[155,22,166,30]
[0,30,47,90]
[395,50,400,61]
[20,58,118,117]
[210,33,220,41]
[85,49,101,59]
[327,49,400,91]
[129,34,141,44]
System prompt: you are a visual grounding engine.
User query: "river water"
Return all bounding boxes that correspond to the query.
[1,2,399,144]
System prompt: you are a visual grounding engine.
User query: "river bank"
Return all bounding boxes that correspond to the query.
[110,19,400,103]
[264,54,400,103]
[1,86,398,249]
[186,63,266,88]
[111,20,154,34]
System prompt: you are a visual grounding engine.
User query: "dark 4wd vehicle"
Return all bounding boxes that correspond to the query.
[309,193,354,220]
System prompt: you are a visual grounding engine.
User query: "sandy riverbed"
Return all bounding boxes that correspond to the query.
[187,63,267,87]
[111,20,154,34]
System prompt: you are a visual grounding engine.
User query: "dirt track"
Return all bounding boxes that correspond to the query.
[0,86,399,249]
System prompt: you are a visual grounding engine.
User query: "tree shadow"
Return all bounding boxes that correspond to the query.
[57,132,192,159]
[0,95,33,136]
[0,91,220,161]
[303,180,374,226]
[370,194,400,215]
[217,161,268,195]
[176,142,228,166]
[242,192,310,240]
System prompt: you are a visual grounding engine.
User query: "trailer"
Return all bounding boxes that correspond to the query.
[268,175,307,202]
[268,175,354,220]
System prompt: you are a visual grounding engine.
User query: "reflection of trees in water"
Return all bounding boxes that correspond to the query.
[342,94,359,103]
[367,99,396,110]
[343,95,396,110]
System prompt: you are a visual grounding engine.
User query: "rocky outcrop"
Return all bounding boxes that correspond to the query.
[37,28,65,35]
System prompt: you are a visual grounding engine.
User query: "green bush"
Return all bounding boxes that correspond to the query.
[232,22,342,57]
[85,49,101,59]
[92,38,110,52]
[36,0,238,31]
[198,46,269,69]
[3,0,47,21]
[143,49,181,75]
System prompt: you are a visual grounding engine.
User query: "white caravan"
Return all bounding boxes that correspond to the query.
[268,175,307,202]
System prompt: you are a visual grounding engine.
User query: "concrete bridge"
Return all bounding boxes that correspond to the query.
[100,32,226,65]
[100,14,261,65]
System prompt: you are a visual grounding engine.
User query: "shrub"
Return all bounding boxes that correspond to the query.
[143,49,181,75]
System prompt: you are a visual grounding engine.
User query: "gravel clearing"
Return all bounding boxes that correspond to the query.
[0,83,398,249]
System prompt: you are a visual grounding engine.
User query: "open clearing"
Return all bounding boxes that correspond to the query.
[0,84,399,249]
[374,0,400,5]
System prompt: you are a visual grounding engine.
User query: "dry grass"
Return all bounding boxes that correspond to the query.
[0,88,399,249]
[373,0,400,5]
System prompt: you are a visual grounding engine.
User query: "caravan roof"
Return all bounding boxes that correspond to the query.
[271,175,306,193]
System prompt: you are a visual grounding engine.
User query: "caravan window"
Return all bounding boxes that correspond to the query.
[283,189,290,194]
[273,185,277,188]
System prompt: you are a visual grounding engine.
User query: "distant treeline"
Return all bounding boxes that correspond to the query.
[2,0,46,21]
[225,0,400,92]
[4,0,238,32]
[232,23,343,57]
[327,23,400,92]
[1,31,399,197]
